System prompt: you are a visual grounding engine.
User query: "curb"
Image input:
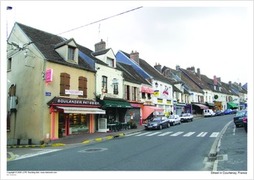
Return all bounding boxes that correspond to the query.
[208,121,232,161]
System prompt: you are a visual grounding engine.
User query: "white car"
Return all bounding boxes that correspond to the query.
[203,109,216,117]
[168,115,181,126]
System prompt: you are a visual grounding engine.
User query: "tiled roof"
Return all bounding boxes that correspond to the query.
[180,68,211,90]
[117,62,151,85]
[120,51,173,85]
[92,48,111,56]
[17,22,95,71]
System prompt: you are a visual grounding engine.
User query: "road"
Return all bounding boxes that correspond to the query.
[7,115,236,172]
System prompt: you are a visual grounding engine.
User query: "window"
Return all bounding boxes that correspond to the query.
[147,93,151,99]
[142,92,146,99]
[106,57,114,67]
[7,57,12,71]
[78,76,87,98]
[60,73,70,96]
[126,85,130,100]
[68,46,75,60]
[102,76,107,93]
[132,87,137,101]
[7,112,11,132]
[113,83,118,95]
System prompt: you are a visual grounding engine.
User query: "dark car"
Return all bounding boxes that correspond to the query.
[180,113,193,122]
[144,116,170,130]
[233,110,247,128]
[215,110,223,116]
[223,109,233,115]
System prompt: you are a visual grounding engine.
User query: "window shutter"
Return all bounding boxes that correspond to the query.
[78,76,87,98]
[60,73,70,96]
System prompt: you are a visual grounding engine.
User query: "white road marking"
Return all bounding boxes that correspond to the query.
[183,132,195,137]
[146,132,161,136]
[15,149,61,160]
[197,132,208,137]
[158,132,173,136]
[136,132,152,136]
[125,132,142,136]
[170,131,184,136]
[210,132,220,138]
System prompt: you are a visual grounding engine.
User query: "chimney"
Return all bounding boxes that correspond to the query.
[214,75,218,85]
[176,65,181,79]
[154,63,162,72]
[130,50,139,64]
[187,66,195,73]
[197,68,201,79]
[217,77,221,83]
[95,39,106,52]
[176,65,180,71]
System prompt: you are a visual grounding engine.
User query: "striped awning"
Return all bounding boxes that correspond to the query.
[194,104,209,109]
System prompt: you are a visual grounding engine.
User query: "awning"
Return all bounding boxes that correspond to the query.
[227,102,238,109]
[194,104,208,109]
[101,100,132,108]
[142,106,164,120]
[57,106,105,114]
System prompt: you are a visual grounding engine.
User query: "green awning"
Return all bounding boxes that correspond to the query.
[101,100,132,108]
[227,102,238,109]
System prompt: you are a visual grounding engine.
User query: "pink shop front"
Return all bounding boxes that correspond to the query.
[47,97,105,139]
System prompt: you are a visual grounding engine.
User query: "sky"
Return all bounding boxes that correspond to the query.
[1,0,253,86]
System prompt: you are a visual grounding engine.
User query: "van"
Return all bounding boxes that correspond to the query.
[203,109,215,117]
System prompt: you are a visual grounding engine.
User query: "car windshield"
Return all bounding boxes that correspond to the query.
[236,111,246,117]
[152,117,161,121]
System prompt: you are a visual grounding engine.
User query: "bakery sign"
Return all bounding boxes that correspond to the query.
[48,97,100,106]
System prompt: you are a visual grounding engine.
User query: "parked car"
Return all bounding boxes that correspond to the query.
[233,110,247,128]
[203,109,215,117]
[168,115,181,126]
[180,113,193,122]
[144,116,170,130]
[223,109,233,115]
[214,110,224,116]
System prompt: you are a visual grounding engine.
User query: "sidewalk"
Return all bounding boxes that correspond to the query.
[49,124,144,145]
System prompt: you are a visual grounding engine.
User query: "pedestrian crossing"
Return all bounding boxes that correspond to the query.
[125,131,220,138]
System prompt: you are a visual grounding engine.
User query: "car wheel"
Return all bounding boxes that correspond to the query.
[159,125,163,130]
[167,123,170,128]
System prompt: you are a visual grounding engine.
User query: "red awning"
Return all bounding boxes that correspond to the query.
[141,86,154,94]
[194,104,208,109]
[142,106,164,120]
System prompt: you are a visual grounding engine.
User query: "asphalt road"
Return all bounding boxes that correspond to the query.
[7,115,234,172]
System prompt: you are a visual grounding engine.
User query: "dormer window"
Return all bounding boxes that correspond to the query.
[68,46,75,60]
[106,57,114,67]
[55,38,78,64]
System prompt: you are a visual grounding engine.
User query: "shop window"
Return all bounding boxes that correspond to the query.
[78,76,87,98]
[60,73,70,96]
[70,114,89,134]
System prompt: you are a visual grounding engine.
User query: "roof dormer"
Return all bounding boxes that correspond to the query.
[55,38,78,64]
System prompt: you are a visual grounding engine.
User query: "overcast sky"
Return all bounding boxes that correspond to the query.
[2,1,253,85]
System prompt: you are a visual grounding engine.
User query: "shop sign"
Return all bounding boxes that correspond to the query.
[45,69,53,83]
[65,89,83,95]
[50,97,100,106]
